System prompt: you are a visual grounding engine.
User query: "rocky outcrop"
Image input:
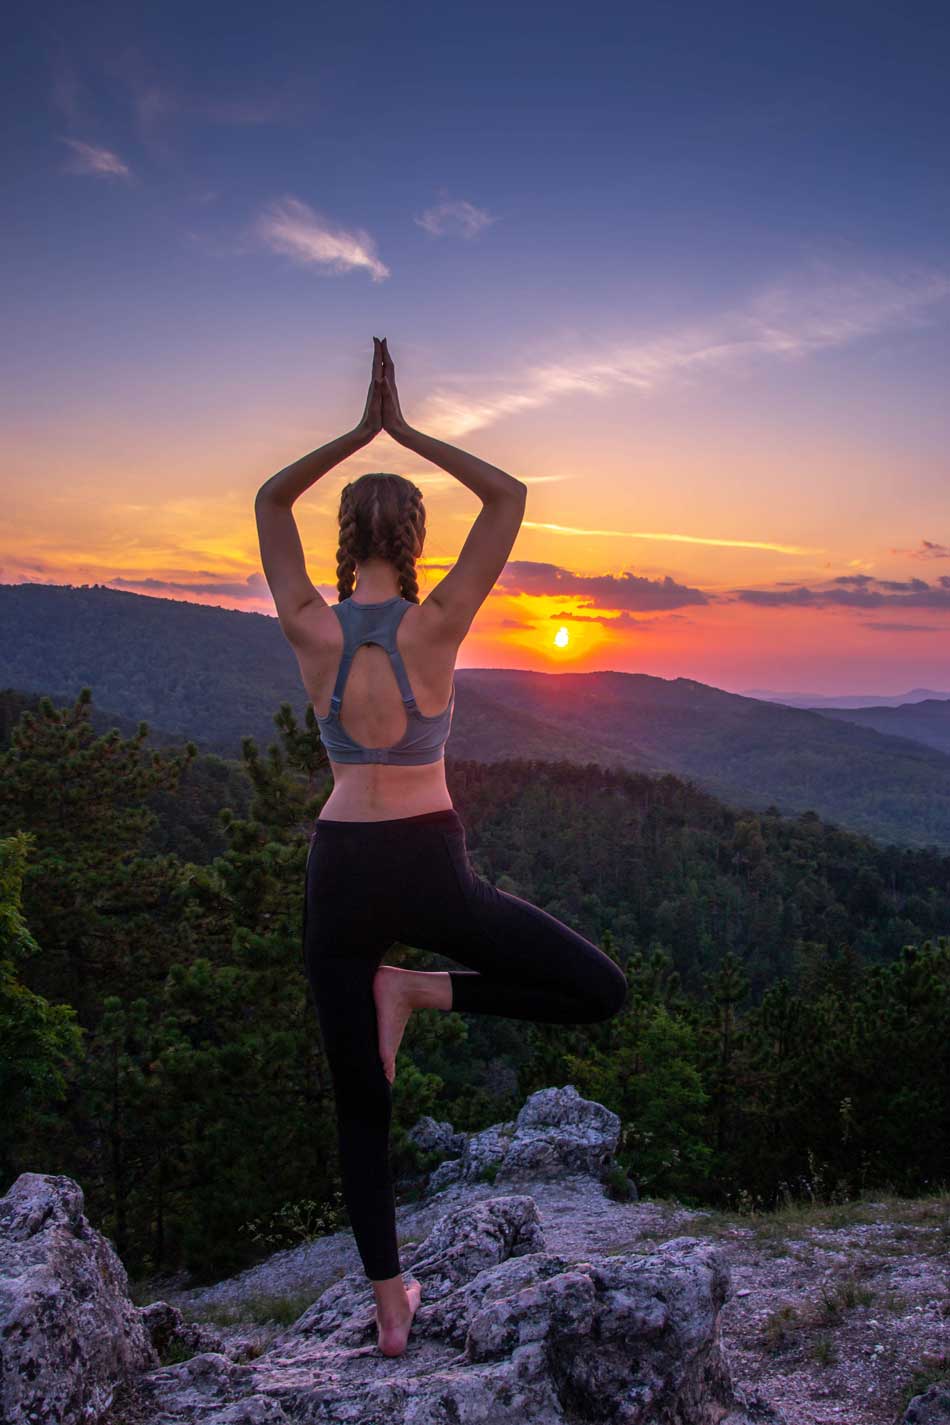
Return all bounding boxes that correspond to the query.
[0,1088,787,1425]
[127,1194,781,1425]
[416,1083,622,1193]
[0,1172,158,1425]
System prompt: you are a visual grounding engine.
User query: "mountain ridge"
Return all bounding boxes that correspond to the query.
[4,581,950,847]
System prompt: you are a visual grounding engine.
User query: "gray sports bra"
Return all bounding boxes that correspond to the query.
[314,595,456,765]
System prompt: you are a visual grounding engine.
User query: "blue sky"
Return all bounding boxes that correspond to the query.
[3,0,950,692]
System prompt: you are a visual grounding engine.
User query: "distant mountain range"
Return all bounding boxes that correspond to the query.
[744,687,950,708]
[4,580,950,848]
[812,699,950,757]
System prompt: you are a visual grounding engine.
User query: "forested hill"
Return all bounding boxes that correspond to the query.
[447,670,950,849]
[813,699,950,757]
[446,759,950,996]
[4,580,950,848]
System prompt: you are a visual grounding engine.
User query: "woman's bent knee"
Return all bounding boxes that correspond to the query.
[590,962,628,1021]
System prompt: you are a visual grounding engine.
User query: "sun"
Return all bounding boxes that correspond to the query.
[554,626,569,648]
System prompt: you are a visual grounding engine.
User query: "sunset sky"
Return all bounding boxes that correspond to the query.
[3,1,950,695]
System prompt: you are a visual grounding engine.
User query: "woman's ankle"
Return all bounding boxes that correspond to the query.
[409,969,452,1012]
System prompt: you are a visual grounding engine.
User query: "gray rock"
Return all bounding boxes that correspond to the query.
[139,1299,225,1361]
[426,1083,621,1193]
[904,1382,950,1423]
[406,1116,467,1158]
[131,1195,785,1425]
[0,1171,158,1425]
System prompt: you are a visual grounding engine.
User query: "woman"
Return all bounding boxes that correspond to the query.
[254,337,628,1357]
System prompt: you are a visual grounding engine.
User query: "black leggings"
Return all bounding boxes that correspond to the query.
[301,807,627,1282]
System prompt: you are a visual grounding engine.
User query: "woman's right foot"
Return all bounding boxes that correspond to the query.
[373,965,415,1084]
[376,1277,422,1357]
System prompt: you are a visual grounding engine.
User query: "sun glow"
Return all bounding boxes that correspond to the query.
[554,626,569,648]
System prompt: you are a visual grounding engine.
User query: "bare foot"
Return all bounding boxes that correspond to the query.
[373,965,415,1084]
[376,1277,422,1357]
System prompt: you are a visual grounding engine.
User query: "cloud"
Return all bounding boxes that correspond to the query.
[519,518,814,557]
[863,622,943,633]
[60,137,132,179]
[414,261,950,437]
[734,574,950,610]
[550,608,685,629]
[252,197,389,281]
[889,539,950,560]
[108,572,268,600]
[415,197,497,239]
[498,560,708,611]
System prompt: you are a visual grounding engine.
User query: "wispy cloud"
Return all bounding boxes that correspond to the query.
[252,197,390,281]
[863,621,943,633]
[109,572,268,600]
[734,574,950,610]
[60,137,132,180]
[889,539,950,560]
[550,608,686,630]
[416,262,950,437]
[519,518,815,557]
[415,197,497,239]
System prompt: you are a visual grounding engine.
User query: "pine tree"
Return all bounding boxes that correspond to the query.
[0,831,84,1183]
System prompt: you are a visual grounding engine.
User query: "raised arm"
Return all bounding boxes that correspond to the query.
[254,339,384,628]
[380,338,526,638]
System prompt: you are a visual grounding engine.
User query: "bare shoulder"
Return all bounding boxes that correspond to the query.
[279,597,339,652]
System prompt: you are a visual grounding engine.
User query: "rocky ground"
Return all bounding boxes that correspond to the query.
[137,1128,950,1424]
[3,1085,948,1424]
[144,1182,950,1425]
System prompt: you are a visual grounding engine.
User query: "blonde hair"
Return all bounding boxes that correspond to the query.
[335,473,426,603]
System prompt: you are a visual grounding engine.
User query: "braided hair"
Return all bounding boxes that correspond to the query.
[335,473,426,604]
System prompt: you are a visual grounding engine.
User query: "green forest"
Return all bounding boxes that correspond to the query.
[1,685,948,1284]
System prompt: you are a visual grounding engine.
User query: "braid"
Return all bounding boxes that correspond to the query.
[391,487,424,603]
[335,484,359,601]
[334,473,425,604]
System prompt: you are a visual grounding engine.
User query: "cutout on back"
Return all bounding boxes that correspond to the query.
[337,640,409,751]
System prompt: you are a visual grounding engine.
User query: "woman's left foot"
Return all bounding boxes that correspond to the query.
[373,966,415,1084]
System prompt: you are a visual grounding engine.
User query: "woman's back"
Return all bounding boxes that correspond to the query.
[313,595,456,765]
[289,592,463,818]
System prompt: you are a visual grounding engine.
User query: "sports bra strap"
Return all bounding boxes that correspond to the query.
[328,602,419,713]
[387,645,418,708]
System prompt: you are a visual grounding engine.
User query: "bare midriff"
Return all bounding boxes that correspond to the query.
[317,761,454,822]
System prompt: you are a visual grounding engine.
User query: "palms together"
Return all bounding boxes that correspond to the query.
[359,337,407,440]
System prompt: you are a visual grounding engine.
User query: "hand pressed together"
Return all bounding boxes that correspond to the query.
[355,337,409,443]
[355,337,384,440]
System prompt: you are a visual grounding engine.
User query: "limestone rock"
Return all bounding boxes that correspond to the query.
[0,1171,158,1425]
[406,1115,467,1158]
[425,1083,621,1193]
[139,1299,225,1361]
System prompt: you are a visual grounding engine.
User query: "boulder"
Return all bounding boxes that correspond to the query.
[425,1084,621,1193]
[0,1172,158,1425]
